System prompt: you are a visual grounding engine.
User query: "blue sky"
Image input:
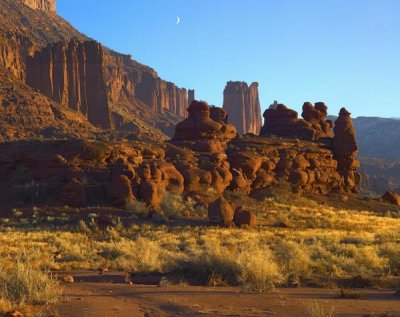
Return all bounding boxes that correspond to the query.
[58,0,400,118]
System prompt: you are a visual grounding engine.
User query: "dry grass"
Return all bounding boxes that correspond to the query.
[305,300,336,317]
[0,256,59,313]
[0,195,399,296]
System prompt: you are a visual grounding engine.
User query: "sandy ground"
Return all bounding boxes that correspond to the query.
[49,271,400,317]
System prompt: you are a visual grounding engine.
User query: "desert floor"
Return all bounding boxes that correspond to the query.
[47,271,400,317]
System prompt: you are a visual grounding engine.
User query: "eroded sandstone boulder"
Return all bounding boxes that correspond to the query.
[382,191,400,206]
[208,197,235,227]
[260,102,333,141]
[233,206,256,227]
[108,175,135,208]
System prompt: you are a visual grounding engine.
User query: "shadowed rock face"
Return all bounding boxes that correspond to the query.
[21,0,56,12]
[173,100,236,142]
[260,102,333,141]
[333,108,360,191]
[223,81,262,135]
[26,39,113,129]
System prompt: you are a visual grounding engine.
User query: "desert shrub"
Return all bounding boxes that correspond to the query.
[272,240,311,283]
[0,259,59,306]
[305,300,336,317]
[161,191,206,219]
[380,244,400,275]
[237,247,283,292]
[350,246,388,277]
[124,237,182,274]
[79,140,109,161]
[126,200,149,217]
[182,240,283,292]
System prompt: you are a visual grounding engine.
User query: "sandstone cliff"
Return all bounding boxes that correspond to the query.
[223,81,262,135]
[26,40,113,129]
[21,0,55,12]
[0,0,188,139]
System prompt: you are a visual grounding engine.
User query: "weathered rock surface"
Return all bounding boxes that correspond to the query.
[26,40,114,129]
[333,108,360,192]
[21,0,56,12]
[382,191,400,206]
[223,81,262,135]
[0,0,188,139]
[233,206,257,227]
[172,100,237,154]
[260,102,333,141]
[208,197,235,227]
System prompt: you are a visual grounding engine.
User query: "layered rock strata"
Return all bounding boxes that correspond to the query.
[26,40,113,129]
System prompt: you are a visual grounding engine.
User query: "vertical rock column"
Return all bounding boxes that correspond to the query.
[26,40,113,129]
[333,108,361,192]
[222,81,262,135]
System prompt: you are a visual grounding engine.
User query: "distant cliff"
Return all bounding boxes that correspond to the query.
[222,81,262,135]
[327,115,400,160]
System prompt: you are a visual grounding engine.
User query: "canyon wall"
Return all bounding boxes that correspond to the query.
[26,39,113,129]
[104,52,188,118]
[21,0,56,12]
[222,81,262,135]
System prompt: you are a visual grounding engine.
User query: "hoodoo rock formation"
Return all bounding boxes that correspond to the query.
[21,0,56,12]
[223,81,262,135]
[172,100,237,153]
[188,89,195,106]
[260,102,333,141]
[26,40,113,129]
[333,108,360,191]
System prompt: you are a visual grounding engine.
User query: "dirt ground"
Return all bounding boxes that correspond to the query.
[49,271,400,317]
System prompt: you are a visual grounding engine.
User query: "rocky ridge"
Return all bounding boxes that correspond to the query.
[0,100,361,221]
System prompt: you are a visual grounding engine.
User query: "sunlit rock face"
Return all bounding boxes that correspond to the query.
[223,81,262,135]
[21,0,56,12]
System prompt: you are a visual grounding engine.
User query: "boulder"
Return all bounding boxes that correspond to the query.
[233,206,256,227]
[382,191,400,206]
[208,197,235,227]
[108,175,135,208]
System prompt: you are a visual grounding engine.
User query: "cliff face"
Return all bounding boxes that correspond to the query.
[21,0,56,12]
[104,53,188,119]
[222,81,262,135]
[0,0,187,139]
[0,33,24,79]
[26,40,113,129]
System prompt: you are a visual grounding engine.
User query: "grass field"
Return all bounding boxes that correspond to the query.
[0,191,399,314]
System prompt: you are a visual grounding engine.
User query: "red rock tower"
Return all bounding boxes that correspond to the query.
[188,89,195,107]
[222,81,262,135]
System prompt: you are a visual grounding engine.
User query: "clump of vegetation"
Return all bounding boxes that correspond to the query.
[0,257,59,310]
[161,191,207,219]
[126,200,149,217]
[182,240,283,292]
[305,300,336,317]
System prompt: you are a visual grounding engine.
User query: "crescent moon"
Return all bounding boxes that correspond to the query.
[176,16,180,25]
